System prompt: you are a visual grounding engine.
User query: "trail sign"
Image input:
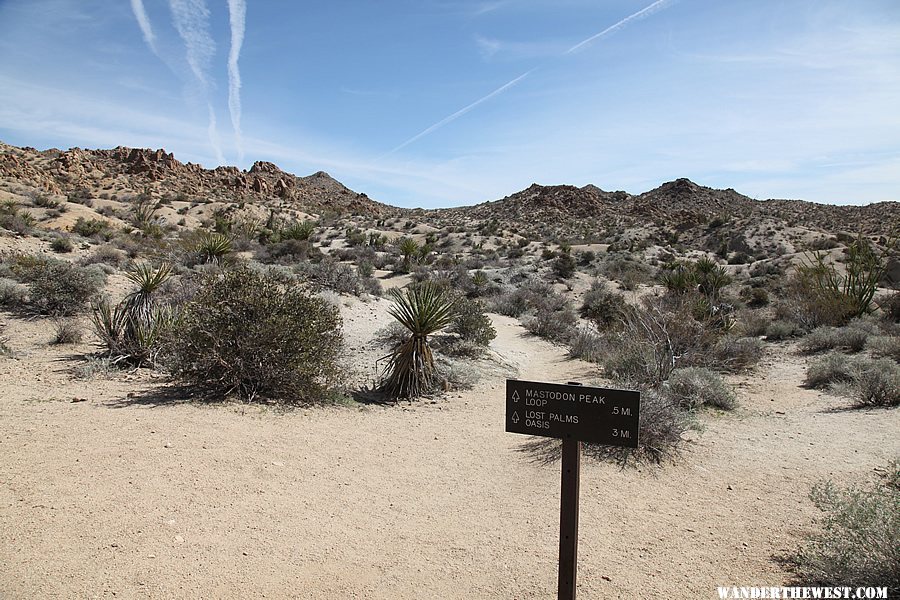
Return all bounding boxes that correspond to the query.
[505,379,639,448]
[505,379,641,599]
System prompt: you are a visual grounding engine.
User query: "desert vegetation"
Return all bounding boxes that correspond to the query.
[0,142,897,596]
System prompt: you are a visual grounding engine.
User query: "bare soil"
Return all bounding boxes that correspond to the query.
[1,309,898,599]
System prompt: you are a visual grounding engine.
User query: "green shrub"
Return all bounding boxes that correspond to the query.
[71,217,110,238]
[50,236,74,253]
[580,282,626,328]
[10,256,105,316]
[447,296,496,347]
[792,461,900,590]
[166,267,342,402]
[878,292,900,322]
[523,302,577,343]
[665,367,736,410]
[552,252,576,279]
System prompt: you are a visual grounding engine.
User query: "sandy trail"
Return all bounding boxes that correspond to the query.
[1,311,898,599]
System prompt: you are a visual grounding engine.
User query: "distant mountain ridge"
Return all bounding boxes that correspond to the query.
[1,141,896,239]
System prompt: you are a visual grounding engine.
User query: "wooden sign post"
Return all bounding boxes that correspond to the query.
[505,379,640,600]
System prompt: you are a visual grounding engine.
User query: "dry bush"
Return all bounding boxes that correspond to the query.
[582,389,697,465]
[800,324,870,354]
[765,320,800,341]
[568,326,607,362]
[848,358,900,407]
[51,319,83,345]
[805,354,854,389]
[709,336,764,373]
[791,461,900,591]
[867,336,900,362]
[0,277,26,307]
[664,367,736,410]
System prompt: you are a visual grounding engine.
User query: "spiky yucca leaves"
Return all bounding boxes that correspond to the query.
[92,262,173,366]
[282,220,316,241]
[397,237,420,271]
[195,231,233,264]
[379,282,456,399]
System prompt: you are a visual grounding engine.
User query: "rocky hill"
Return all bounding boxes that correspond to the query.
[1,141,896,254]
[0,143,392,217]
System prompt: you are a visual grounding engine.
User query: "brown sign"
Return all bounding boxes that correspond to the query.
[505,379,639,448]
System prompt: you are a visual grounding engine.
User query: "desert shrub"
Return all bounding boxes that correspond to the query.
[10,256,105,316]
[583,388,696,465]
[295,258,371,296]
[523,303,577,343]
[71,217,110,238]
[551,252,576,279]
[790,235,895,327]
[378,282,455,399]
[800,324,870,354]
[735,310,769,337]
[580,282,626,328]
[867,336,900,362]
[165,267,342,402]
[51,319,83,345]
[710,336,764,373]
[848,358,900,407]
[878,292,900,322]
[491,287,531,317]
[0,201,35,234]
[50,236,74,253]
[792,461,900,590]
[80,245,127,268]
[665,367,736,410]
[0,277,26,307]
[258,239,321,264]
[597,298,716,386]
[447,296,496,347]
[568,327,606,362]
[765,320,800,341]
[805,353,854,389]
[740,286,769,308]
[599,253,653,290]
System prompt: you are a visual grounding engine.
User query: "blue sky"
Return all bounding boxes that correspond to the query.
[0,0,898,207]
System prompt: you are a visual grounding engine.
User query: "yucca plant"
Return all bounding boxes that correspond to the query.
[397,237,420,272]
[195,231,233,264]
[282,220,316,241]
[92,262,173,366]
[379,282,456,399]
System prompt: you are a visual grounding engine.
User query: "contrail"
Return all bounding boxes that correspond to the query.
[566,0,671,54]
[385,69,535,156]
[168,0,224,164]
[227,0,247,161]
[129,0,158,55]
[385,0,673,154]
[169,0,216,86]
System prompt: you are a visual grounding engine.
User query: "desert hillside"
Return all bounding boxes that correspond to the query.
[1,141,898,598]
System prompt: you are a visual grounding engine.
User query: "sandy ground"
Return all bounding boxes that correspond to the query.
[1,305,898,599]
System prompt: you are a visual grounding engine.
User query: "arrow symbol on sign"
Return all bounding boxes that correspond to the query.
[512,390,520,402]
[512,411,520,424]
